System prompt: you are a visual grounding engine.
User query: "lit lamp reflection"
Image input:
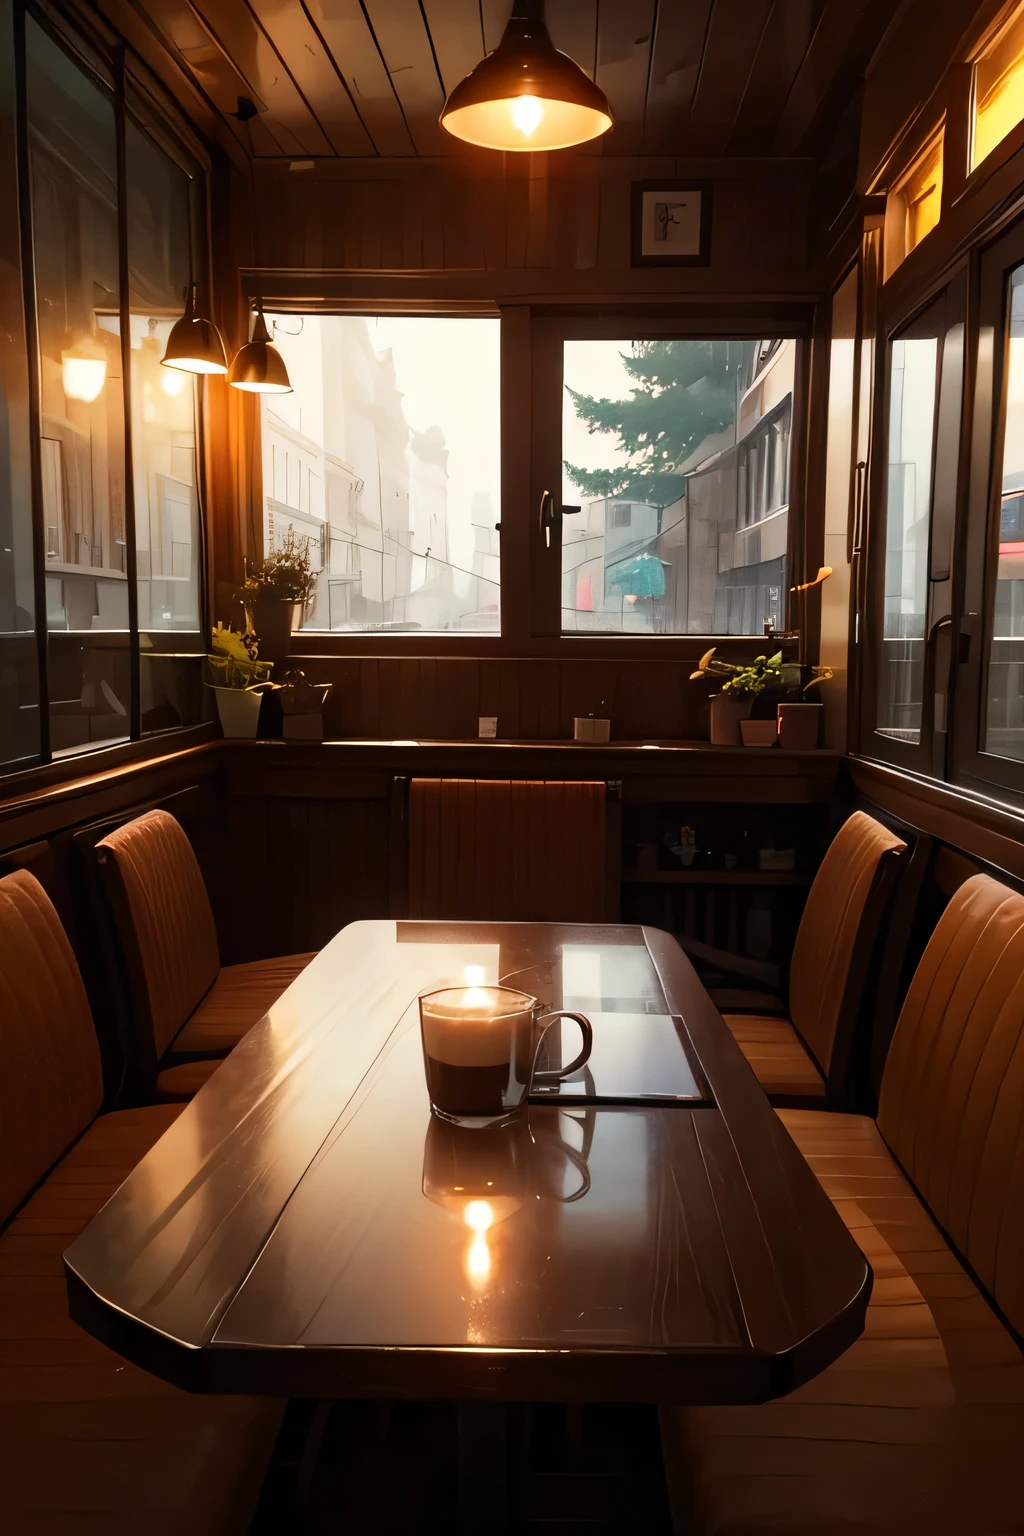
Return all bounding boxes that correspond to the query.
[61,334,107,403]
[464,1199,494,1290]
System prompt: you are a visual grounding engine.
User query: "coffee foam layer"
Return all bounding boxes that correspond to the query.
[420,994,535,1067]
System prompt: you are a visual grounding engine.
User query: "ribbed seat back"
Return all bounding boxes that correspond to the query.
[96,810,220,1059]
[788,811,906,1075]
[0,870,103,1224]
[408,779,607,922]
[879,873,1024,1336]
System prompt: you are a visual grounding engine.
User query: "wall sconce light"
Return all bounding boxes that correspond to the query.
[228,301,293,394]
[162,282,228,376]
[61,331,107,404]
[440,0,612,152]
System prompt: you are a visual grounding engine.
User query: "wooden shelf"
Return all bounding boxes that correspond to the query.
[622,870,812,886]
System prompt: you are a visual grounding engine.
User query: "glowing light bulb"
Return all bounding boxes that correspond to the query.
[511,95,544,138]
[464,1200,494,1234]
[160,367,186,397]
[466,1234,491,1287]
[62,355,106,404]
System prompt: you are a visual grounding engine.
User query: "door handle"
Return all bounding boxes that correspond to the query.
[852,460,867,557]
[539,489,554,548]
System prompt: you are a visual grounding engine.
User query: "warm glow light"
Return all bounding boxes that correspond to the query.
[160,366,187,397]
[511,94,543,137]
[62,355,106,403]
[466,1234,491,1287]
[463,964,486,987]
[162,353,226,376]
[464,1200,494,1234]
[974,6,1024,169]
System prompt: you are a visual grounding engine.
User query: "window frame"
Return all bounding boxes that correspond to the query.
[9,0,211,772]
[952,211,1024,800]
[859,272,968,779]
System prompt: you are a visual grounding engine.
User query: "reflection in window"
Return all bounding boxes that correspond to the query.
[985,266,1024,760]
[26,19,130,754]
[261,316,500,633]
[899,132,943,257]
[878,336,937,741]
[561,339,795,635]
[973,3,1024,170]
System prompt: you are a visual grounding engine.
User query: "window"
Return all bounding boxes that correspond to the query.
[261,315,500,634]
[871,280,964,766]
[973,2,1024,170]
[1,10,209,773]
[984,264,1024,761]
[560,338,795,635]
[886,130,943,280]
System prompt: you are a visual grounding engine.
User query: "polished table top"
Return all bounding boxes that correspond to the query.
[65,922,870,1403]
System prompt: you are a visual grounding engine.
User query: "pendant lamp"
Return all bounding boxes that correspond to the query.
[161,282,228,376]
[61,331,107,403]
[440,0,612,153]
[227,301,292,394]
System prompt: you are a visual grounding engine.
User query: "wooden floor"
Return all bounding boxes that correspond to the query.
[252,1399,674,1532]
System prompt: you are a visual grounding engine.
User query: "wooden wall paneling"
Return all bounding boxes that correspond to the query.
[773,0,888,157]
[187,0,334,155]
[727,0,822,155]
[504,156,531,269]
[477,658,502,730]
[498,659,521,738]
[401,169,426,268]
[688,0,775,156]
[547,1,598,81]
[422,168,446,268]
[421,0,486,97]
[243,0,374,155]
[525,153,550,268]
[303,0,415,156]
[362,1,446,157]
[594,0,656,157]
[642,0,713,152]
[357,658,381,737]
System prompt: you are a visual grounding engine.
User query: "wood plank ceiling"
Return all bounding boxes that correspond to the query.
[131,0,898,161]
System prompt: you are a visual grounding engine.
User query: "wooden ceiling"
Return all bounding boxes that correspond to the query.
[129,0,900,162]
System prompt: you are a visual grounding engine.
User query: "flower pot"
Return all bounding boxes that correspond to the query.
[740,718,778,747]
[777,702,822,749]
[574,717,611,743]
[709,693,753,746]
[243,596,305,672]
[213,686,263,738]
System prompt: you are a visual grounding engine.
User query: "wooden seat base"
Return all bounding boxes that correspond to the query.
[660,1108,1024,1535]
[722,1014,825,1100]
[171,952,316,1057]
[0,1103,283,1534]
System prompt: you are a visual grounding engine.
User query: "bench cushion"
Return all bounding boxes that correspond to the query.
[171,952,316,1057]
[156,1058,222,1101]
[0,1103,283,1534]
[722,1013,825,1099]
[660,1107,1024,1534]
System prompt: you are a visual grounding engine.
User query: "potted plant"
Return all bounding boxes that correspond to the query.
[777,666,833,748]
[237,529,318,671]
[692,649,786,745]
[204,623,272,737]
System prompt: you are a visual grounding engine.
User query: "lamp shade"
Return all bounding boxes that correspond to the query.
[440,4,612,152]
[161,283,228,375]
[227,305,292,394]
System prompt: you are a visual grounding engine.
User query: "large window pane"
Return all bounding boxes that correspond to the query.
[26,19,130,754]
[973,1,1024,171]
[560,339,795,634]
[125,121,205,735]
[877,335,937,741]
[0,0,40,767]
[985,264,1024,760]
[262,316,500,633]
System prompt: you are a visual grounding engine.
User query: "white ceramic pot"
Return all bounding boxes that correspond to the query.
[214,686,262,738]
[710,693,753,746]
[740,718,778,747]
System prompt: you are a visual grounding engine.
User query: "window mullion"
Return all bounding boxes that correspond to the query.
[114,42,140,741]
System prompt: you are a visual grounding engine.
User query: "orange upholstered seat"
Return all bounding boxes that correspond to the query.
[408,778,608,921]
[662,873,1024,1535]
[0,868,282,1533]
[95,810,313,1100]
[722,810,906,1101]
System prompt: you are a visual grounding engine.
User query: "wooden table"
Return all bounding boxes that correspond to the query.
[65,922,869,1406]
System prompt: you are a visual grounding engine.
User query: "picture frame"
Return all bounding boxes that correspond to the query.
[630,180,712,267]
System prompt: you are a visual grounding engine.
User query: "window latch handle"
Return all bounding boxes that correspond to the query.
[539,489,554,548]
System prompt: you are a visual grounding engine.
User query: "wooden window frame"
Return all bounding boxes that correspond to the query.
[273,299,813,660]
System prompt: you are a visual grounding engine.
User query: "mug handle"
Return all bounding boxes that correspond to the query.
[530,1010,593,1085]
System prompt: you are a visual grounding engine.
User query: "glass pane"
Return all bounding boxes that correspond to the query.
[903,133,943,255]
[877,335,938,741]
[973,2,1024,170]
[985,264,1024,760]
[0,0,41,767]
[561,339,795,635]
[261,316,501,633]
[26,19,130,755]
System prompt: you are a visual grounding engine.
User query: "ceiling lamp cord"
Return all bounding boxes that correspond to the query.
[440,0,613,153]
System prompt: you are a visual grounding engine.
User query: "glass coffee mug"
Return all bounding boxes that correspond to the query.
[418,984,593,1125]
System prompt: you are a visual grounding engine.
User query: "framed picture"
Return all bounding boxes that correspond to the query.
[630,181,712,267]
